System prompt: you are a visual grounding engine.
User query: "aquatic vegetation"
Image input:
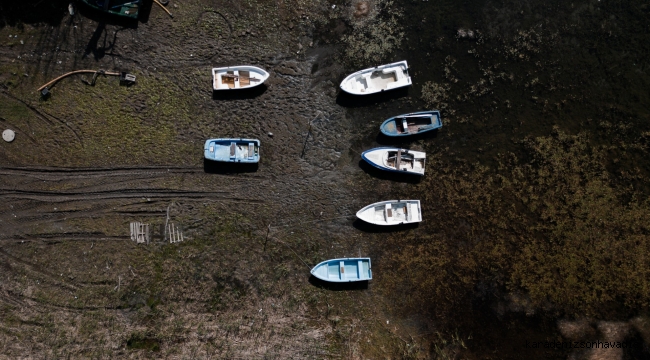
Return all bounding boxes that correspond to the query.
[420,81,450,115]
[381,128,650,322]
[504,129,650,315]
[341,0,404,67]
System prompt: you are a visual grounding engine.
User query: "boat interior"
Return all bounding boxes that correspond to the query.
[368,70,397,88]
[385,150,424,171]
[324,260,370,281]
[229,142,257,159]
[208,141,258,160]
[215,70,259,89]
[353,67,403,92]
[396,115,434,134]
[371,202,409,223]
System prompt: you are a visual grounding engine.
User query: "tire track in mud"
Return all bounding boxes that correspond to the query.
[2,233,127,242]
[3,289,116,312]
[0,188,265,204]
[0,90,83,146]
[0,166,267,180]
[0,116,38,144]
[0,248,80,291]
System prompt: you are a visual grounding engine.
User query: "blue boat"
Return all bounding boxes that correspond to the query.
[310,258,372,282]
[204,138,260,163]
[380,110,442,137]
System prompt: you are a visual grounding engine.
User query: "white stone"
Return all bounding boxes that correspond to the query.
[3,129,15,142]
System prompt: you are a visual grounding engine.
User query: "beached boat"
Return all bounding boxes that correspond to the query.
[339,60,411,95]
[311,258,372,282]
[380,110,442,137]
[204,138,260,163]
[79,0,141,19]
[356,200,422,226]
[212,66,269,90]
[362,147,426,176]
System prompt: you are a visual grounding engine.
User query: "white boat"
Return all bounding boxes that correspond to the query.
[339,60,411,95]
[212,65,269,90]
[310,258,372,283]
[361,147,426,176]
[356,200,422,226]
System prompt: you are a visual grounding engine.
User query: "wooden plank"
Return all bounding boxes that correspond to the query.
[395,149,402,170]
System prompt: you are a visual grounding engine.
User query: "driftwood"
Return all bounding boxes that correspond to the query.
[153,0,173,18]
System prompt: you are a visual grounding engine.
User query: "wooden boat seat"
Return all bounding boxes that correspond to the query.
[395,149,402,169]
[239,71,250,86]
[248,143,254,159]
[230,143,236,157]
[385,203,393,221]
[222,71,236,88]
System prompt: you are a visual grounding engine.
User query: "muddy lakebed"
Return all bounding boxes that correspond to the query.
[1,0,650,358]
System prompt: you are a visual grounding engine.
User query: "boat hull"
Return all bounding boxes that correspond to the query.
[361,147,426,176]
[340,60,411,95]
[204,138,260,163]
[212,66,269,90]
[380,110,442,137]
[356,200,422,226]
[311,258,372,282]
[80,0,141,19]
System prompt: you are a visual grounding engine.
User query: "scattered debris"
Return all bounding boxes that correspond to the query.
[167,222,184,243]
[40,87,50,99]
[120,72,136,85]
[130,222,150,244]
[457,28,476,40]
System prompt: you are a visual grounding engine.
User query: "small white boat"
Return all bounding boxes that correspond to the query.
[311,258,372,282]
[362,147,426,176]
[212,65,269,90]
[340,60,411,95]
[356,200,422,226]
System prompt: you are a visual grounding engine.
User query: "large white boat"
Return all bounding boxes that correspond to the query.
[340,60,411,95]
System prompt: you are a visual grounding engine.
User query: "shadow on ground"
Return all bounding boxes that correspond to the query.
[375,130,439,146]
[308,275,369,291]
[335,87,409,108]
[358,159,422,184]
[0,0,68,28]
[212,85,268,100]
[203,159,259,174]
[352,219,419,233]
